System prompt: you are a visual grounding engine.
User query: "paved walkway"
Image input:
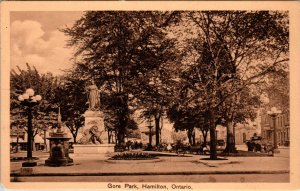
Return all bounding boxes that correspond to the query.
[10,148,289,176]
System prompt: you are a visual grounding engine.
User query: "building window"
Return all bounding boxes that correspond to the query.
[284,132,286,141]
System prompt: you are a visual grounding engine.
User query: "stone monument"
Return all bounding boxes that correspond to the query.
[73,81,114,157]
[45,108,73,166]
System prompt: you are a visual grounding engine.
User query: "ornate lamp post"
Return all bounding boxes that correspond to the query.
[18,88,42,167]
[147,117,153,149]
[267,107,282,152]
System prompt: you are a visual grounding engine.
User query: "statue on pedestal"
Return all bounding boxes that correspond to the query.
[78,80,106,145]
[86,80,100,111]
[73,81,114,157]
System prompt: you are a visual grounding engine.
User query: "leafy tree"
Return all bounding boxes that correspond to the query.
[171,130,187,144]
[173,11,288,159]
[10,111,26,152]
[199,119,210,146]
[220,88,261,153]
[167,105,196,145]
[101,92,139,144]
[53,69,87,143]
[63,11,179,145]
[263,69,289,111]
[134,76,176,146]
[10,64,59,149]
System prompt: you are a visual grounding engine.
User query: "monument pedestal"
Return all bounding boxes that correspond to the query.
[79,110,108,143]
[74,110,115,158]
[45,132,73,166]
[73,144,115,158]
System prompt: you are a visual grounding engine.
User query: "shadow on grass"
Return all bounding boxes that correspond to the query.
[10,157,39,162]
[219,150,272,157]
[200,157,228,161]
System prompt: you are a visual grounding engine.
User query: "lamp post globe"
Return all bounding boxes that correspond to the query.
[22,93,29,100]
[18,88,42,167]
[18,95,24,101]
[26,88,35,97]
[35,95,42,101]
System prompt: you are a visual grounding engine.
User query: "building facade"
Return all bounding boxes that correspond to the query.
[260,110,290,146]
[235,123,260,145]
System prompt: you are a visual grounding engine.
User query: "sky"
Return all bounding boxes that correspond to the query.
[10,12,83,75]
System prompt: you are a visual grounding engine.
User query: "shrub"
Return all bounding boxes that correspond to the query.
[110,152,157,160]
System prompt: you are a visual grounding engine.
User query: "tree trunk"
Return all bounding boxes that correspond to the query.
[192,130,196,146]
[233,125,236,145]
[72,133,77,144]
[108,130,111,144]
[203,132,208,146]
[115,129,118,145]
[187,128,192,145]
[155,115,160,146]
[117,126,125,146]
[223,120,237,153]
[200,127,208,146]
[187,128,195,146]
[209,110,218,160]
[32,140,36,151]
[117,115,127,145]
[116,94,128,146]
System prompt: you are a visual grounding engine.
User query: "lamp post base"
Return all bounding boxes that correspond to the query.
[22,160,37,167]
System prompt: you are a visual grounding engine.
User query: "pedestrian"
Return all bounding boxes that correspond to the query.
[167,144,172,152]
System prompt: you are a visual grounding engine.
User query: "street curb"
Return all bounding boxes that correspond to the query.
[11,170,290,177]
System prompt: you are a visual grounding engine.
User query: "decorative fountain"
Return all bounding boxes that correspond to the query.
[45,108,73,166]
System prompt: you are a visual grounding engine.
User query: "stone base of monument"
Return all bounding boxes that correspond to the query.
[73,144,115,158]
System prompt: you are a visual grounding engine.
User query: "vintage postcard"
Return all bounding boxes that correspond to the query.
[1,1,300,190]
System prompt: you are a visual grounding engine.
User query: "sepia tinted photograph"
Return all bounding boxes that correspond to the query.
[1,1,299,190]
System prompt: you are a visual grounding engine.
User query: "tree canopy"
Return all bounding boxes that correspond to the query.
[11,11,288,159]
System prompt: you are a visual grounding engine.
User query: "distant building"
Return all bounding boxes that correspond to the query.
[10,128,26,151]
[139,117,173,144]
[195,125,226,143]
[10,130,45,152]
[260,110,290,146]
[235,123,260,144]
[138,117,256,146]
